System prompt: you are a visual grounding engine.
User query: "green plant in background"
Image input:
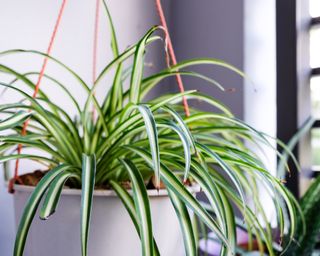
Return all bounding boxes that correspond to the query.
[0,2,299,256]
[277,118,320,256]
[285,174,320,256]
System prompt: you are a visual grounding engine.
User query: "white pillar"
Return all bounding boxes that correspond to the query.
[244,0,277,225]
[244,0,277,173]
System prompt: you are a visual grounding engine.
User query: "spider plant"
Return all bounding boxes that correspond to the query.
[0,3,299,256]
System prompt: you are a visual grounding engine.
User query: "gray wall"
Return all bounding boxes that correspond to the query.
[169,0,244,118]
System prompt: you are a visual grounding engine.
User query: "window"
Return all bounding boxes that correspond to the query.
[310,0,320,172]
[276,0,320,196]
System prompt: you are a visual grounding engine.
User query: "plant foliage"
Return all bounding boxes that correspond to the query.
[279,118,320,256]
[0,2,299,256]
[284,175,320,256]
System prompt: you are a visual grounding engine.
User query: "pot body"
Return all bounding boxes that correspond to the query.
[13,186,185,256]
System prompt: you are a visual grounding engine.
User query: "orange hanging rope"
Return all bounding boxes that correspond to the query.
[92,0,100,86]
[155,0,190,117]
[9,0,68,193]
[92,0,101,119]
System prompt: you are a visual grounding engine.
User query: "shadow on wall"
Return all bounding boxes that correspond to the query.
[170,0,244,119]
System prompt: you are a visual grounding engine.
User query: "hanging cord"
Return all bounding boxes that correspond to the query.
[9,0,68,193]
[92,0,100,85]
[155,0,190,117]
[92,0,101,120]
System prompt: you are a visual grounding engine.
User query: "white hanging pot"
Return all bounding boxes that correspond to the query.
[13,184,198,256]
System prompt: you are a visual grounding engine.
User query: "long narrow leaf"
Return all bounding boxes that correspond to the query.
[124,146,230,250]
[40,171,80,220]
[110,180,160,256]
[167,189,197,256]
[158,121,191,182]
[130,26,160,104]
[0,111,32,131]
[80,154,96,256]
[120,159,154,256]
[14,164,71,256]
[134,105,160,188]
[0,154,58,166]
[162,105,196,154]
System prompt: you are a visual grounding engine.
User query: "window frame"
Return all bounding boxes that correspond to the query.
[276,0,320,197]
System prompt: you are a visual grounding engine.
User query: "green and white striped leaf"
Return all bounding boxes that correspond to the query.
[130,26,160,104]
[80,154,96,256]
[120,159,154,256]
[14,164,72,256]
[140,70,225,99]
[110,180,160,256]
[134,104,160,189]
[158,121,191,182]
[40,171,80,220]
[161,105,196,154]
[197,143,246,208]
[0,154,58,166]
[124,146,230,250]
[0,111,32,131]
[167,189,197,256]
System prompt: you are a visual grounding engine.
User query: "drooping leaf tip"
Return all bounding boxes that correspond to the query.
[8,179,15,194]
[227,88,236,93]
[40,210,56,221]
[280,179,287,184]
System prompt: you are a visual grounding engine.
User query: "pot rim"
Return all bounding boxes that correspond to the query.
[11,184,200,197]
